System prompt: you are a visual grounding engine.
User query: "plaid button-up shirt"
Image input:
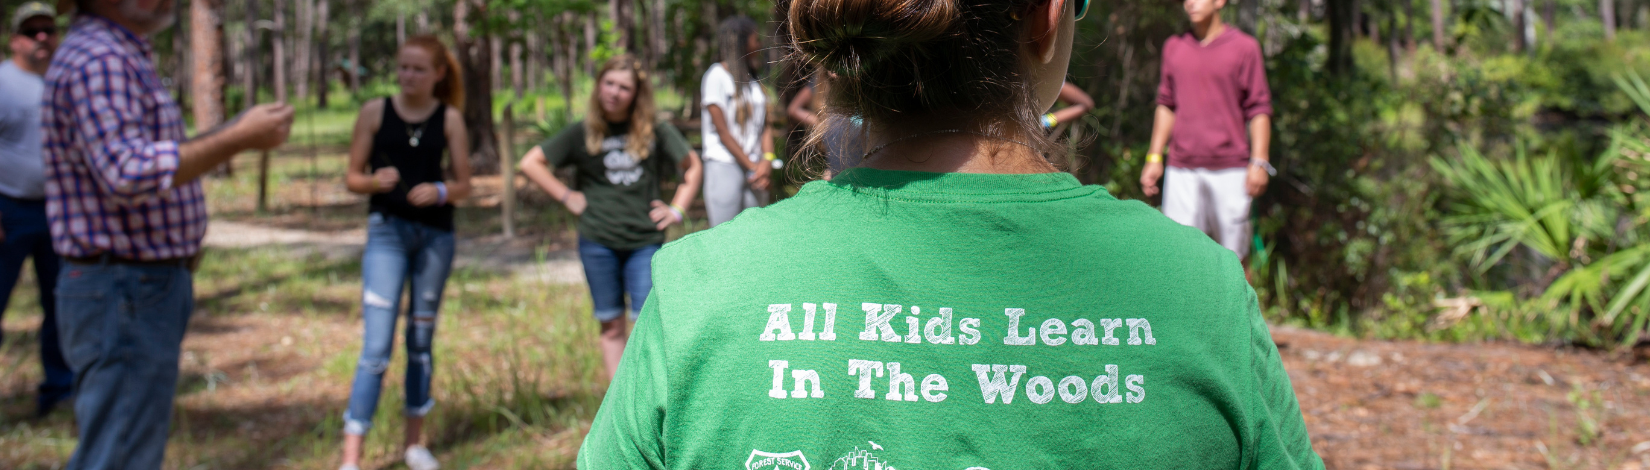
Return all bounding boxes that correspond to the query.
[43,15,207,261]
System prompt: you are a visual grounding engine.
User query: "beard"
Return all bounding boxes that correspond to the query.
[120,0,177,34]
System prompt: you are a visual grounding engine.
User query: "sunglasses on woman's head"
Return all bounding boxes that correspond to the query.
[1074,0,1089,20]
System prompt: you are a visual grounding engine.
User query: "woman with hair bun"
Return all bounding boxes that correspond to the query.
[337,35,472,470]
[579,0,1322,468]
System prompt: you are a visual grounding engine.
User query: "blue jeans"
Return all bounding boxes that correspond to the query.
[577,236,658,322]
[0,195,71,406]
[55,259,194,470]
[344,212,455,436]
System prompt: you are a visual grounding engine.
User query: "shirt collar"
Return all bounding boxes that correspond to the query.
[76,13,154,58]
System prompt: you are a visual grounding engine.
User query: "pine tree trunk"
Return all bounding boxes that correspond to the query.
[294,0,312,102]
[490,36,503,99]
[348,6,361,95]
[1431,0,1447,50]
[1512,0,1526,51]
[584,13,597,79]
[315,0,330,109]
[190,0,225,133]
[1404,0,1417,51]
[612,0,634,52]
[1328,0,1356,75]
[455,0,500,175]
[243,1,258,111]
[1603,0,1617,40]
[557,13,576,119]
[511,36,524,100]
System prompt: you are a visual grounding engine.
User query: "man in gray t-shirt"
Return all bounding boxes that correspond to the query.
[0,1,71,417]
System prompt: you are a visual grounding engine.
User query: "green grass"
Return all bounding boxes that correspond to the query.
[0,245,604,469]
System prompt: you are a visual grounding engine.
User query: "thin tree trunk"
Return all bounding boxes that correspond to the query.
[1512,0,1527,51]
[613,0,635,52]
[511,36,524,99]
[652,0,667,70]
[315,0,330,109]
[348,2,361,95]
[190,0,227,177]
[243,0,258,111]
[1387,6,1400,81]
[1543,0,1556,38]
[397,11,406,46]
[416,11,430,35]
[491,36,503,99]
[455,0,500,175]
[174,6,190,110]
[1431,0,1447,50]
[1329,0,1356,75]
[527,24,542,93]
[190,0,225,132]
[1405,0,1417,51]
[294,0,312,103]
[584,12,597,79]
[1300,0,1311,21]
[1603,0,1617,40]
[557,13,576,119]
[262,0,288,213]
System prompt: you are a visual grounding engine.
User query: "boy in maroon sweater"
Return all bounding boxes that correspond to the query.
[1139,0,1273,259]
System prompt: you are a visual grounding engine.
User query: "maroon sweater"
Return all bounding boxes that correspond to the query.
[1156,28,1272,170]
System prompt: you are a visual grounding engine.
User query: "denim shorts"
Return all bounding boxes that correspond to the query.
[577,236,660,322]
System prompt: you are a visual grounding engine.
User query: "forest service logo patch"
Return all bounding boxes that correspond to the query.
[746,449,811,470]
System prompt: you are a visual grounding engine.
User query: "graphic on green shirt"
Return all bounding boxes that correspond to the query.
[538,121,691,250]
[578,168,1324,470]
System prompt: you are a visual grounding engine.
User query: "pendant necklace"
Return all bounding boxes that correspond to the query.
[407,120,428,148]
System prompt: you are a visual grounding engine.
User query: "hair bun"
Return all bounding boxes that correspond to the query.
[789,0,961,75]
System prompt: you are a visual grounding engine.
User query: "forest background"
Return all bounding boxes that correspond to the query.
[1,0,1648,350]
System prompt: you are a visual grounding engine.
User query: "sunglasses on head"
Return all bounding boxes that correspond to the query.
[1074,0,1089,20]
[16,26,57,38]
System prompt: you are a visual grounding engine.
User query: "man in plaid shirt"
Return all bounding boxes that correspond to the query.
[45,0,293,468]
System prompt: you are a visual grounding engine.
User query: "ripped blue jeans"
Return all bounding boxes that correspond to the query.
[343,212,455,436]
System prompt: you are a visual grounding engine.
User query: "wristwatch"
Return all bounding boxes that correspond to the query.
[1250,159,1277,176]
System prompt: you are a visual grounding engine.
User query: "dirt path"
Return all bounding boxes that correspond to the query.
[203,220,586,285]
[1272,327,1650,469]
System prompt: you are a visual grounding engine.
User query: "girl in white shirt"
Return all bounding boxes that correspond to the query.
[699,16,774,227]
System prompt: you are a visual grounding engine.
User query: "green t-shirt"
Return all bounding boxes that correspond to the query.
[540,121,692,250]
[578,168,1323,470]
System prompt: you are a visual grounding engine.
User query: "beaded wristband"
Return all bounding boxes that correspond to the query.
[435,182,448,206]
[1041,113,1058,129]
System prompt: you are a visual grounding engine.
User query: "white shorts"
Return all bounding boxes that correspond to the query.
[1162,165,1252,258]
[704,160,768,227]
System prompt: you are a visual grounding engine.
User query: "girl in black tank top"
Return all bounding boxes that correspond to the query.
[370,97,454,230]
[338,36,472,470]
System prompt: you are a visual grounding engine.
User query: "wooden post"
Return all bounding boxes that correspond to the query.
[500,104,517,238]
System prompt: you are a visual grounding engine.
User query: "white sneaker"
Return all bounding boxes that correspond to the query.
[405,445,440,470]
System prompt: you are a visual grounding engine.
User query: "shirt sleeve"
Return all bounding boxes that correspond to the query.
[1155,40,1177,110]
[655,122,692,165]
[701,66,734,114]
[67,54,180,203]
[1243,285,1325,470]
[577,287,671,469]
[537,125,582,169]
[1240,43,1273,119]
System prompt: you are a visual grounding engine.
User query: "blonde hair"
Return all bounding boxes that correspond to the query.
[584,55,658,161]
[404,35,465,110]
